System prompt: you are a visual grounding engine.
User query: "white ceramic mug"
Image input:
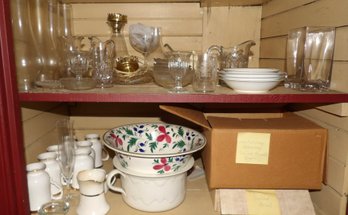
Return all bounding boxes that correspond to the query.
[37,152,62,196]
[85,134,109,168]
[76,140,96,167]
[72,148,94,189]
[26,162,63,212]
[46,144,60,154]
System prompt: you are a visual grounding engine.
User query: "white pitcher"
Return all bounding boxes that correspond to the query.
[76,169,110,215]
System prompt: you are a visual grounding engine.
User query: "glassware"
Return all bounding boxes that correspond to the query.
[56,119,75,203]
[208,40,256,69]
[58,3,73,38]
[38,200,69,215]
[90,37,115,88]
[106,13,128,58]
[168,51,193,93]
[285,26,336,91]
[192,52,219,93]
[285,27,306,89]
[68,51,89,81]
[302,26,335,91]
[29,0,60,85]
[57,3,73,77]
[10,0,41,91]
[129,24,161,72]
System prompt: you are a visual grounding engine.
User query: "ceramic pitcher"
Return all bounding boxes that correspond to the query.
[76,169,110,215]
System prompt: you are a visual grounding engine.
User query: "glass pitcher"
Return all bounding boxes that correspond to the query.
[208,40,256,69]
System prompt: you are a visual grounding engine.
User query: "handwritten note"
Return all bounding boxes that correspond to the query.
[246,190,281,215]
[235,132,271,165]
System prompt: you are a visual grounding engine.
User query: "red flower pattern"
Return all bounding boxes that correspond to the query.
[153,158,171,171]
[110,133,123,147]
[156,126,172,143]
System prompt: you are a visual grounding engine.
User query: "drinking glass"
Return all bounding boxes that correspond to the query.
[129,24,161,72]
[168,51,192,93]
[56,119,75,203]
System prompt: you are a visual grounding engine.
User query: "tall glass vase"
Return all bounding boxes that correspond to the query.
[10,0,41,91]
[29,0,60,86]
[58,3,74,78]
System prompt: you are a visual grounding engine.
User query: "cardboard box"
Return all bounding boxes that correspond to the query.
[160,105,327,189]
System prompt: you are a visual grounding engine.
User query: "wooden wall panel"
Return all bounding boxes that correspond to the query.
[72,3,202,19]
[202,6,261,67]
[72,3,262,65]
[261,0,317,18]
[326,157,348,196]
[310,184,347,215]
[259,59,285,71]
[261,0,348,38]
[21,103,69,163]
[259,36,286,59]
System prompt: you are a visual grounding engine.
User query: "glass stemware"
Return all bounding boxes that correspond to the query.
[168,51,192,93]
[56,119,75,203]
[68,51,89,81]
[129,24,161,72]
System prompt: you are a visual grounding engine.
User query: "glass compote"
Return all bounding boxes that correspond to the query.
[168,51,193,93]
[128,24,161,72]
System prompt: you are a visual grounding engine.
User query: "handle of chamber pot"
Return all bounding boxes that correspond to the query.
[106,169,126,195]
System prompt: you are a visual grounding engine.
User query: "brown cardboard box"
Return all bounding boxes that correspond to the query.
[160,105,327,189]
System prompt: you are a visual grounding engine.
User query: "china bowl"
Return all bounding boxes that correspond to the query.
[223,68,280,74]
[103,123,206,175]
[107,157,194,212]
[223,78,282,93]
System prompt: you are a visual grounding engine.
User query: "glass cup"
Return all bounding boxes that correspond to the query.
[192,52,218,93]
[168,51,193,93]
[285,27,306,89]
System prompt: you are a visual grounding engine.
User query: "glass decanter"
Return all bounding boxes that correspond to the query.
[106,13,129,58]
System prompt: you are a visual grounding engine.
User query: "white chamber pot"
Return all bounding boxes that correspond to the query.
[107,157,194,212]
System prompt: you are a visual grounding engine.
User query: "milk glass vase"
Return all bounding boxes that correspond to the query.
[10,0,41,91]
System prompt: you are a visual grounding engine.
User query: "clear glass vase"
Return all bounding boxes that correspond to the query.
[29,0,61,86]
[10,0,41,91]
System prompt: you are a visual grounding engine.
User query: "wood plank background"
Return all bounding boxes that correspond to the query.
[260,1,348,214]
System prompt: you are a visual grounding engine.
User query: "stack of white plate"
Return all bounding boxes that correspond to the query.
[219,68,285,93]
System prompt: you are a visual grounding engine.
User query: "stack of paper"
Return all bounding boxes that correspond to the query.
[214,189,316,215]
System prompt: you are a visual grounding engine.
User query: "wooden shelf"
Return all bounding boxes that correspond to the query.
[62,0,270,6]
[19,83,348,104]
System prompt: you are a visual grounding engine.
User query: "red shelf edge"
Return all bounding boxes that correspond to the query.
[18,92,348,103]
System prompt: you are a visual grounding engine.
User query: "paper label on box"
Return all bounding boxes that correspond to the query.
[246,190,281,215]
[235,132,270,165]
